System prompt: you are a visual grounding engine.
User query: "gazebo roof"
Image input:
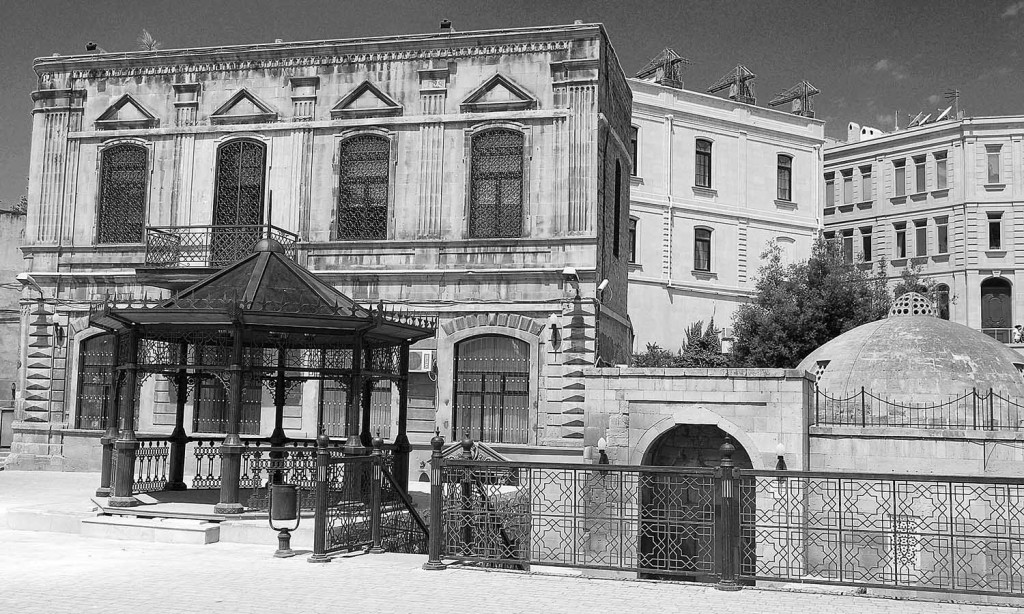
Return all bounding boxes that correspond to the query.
[90,238,435,344]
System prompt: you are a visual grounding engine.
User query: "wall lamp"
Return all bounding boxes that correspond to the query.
[548,314,561,350]
[597,437,609,465]
[16,273,44,298]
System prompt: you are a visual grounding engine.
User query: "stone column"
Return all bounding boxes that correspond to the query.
[215,324,245,514]
[109,329,140,508]
[166,341,189,491]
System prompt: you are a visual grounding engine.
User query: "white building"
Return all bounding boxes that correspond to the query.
[627,66,825,350]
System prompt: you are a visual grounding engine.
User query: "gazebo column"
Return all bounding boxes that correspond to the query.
[166,341,189,491]
[344,334,368,456]
[269,347,288,485]
[110,328,141,508]
[393,343,411,491]
[96,331,122,497]
[215,325,245,515]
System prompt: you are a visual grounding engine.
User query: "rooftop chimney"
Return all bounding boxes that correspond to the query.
[440,19,452,32]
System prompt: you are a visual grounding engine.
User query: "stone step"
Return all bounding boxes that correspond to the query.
[4,506,101,534]
[80,515,220,545]
[218,519,315,549]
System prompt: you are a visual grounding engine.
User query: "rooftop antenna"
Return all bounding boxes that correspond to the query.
[894,110,899,130]
[768,80,820,117]
[707,64,756,105]
[944,89,962,119]
[636,48,692,89]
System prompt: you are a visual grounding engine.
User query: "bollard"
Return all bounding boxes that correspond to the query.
[422,430,447,570]
[369,432,385,554]
[715,437,742,591]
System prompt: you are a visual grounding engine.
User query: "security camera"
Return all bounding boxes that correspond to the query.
[562,267,579,283]
[86,42,97,51]
[597,279,609,293]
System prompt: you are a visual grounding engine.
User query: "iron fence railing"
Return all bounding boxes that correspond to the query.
[420,436,1024,599]
[738,470,1024,597]
[983,328,1013,344]
[814,387,1024,430]
[144,224,298,268]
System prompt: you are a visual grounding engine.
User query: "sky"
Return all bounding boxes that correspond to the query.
[1,0,1022,205]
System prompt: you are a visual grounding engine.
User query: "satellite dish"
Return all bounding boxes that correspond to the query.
[907,112,924,128]
[918,113,932,125]
[935,105,952,122]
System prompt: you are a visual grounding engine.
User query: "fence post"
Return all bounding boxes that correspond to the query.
[308,434,332,563]
[422,430,447,571]
[989,389,995,429]
[459,431,475,551]
[814,384,819,425]
[972,387,978,429]
[715,437,742,591]
[861,386,866,427]
[369,433,385,554]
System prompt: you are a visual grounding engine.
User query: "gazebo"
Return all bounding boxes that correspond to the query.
[89,238,435,514]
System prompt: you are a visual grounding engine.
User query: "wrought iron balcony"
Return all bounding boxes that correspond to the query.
[982,327,1013,344]
[144,224,298,269]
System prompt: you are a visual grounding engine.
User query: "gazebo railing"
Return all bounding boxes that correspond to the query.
[145,224,299,268]
[814,387,1024,430]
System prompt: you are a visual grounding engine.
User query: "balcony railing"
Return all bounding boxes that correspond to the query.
[982,327,1013,344]
[144,225,298,268]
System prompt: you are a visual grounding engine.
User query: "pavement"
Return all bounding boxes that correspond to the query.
[1,470,1022,613]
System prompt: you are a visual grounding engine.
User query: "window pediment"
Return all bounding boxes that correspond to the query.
[461,73,538,113]
[95,94,159,130]
[331,81,403,119]
[210,89,278,125]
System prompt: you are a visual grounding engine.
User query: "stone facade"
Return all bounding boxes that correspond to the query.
[627,77,824,350]
[824,116,1024,346]
[0,209,26,451]
[11,24,633,470]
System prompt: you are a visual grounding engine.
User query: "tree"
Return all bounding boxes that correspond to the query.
[730,236,890,368]
[137,29,162,51]
[630,319,729,368]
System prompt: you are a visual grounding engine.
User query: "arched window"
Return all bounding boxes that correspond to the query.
[777,154,793,201]
[934,283,950,320]
[76,333,116,429]
[694,227,712,272]
[453,335,530,444]
[212,139,266,265]
[695,139,712,188]
[470,129,523,238]
[981,277,1013,343]
[97,144,148,244]
[337,135,390,240]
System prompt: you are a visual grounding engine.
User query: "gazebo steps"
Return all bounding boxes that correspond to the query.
[4,507,100,534]
[219,519,314,548]
[81,515,220,545]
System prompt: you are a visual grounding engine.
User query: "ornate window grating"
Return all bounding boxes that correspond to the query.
[336,135,389,240]
[888,292,937,318]
[470,129,523,239]
[97,144,148,244]
[212,140,266,265]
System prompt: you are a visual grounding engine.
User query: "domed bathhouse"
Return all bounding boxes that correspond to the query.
[800,292,1024,476]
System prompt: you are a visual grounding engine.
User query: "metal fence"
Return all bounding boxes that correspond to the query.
[815,387,1024,431]
[422,440,1024,598]
[144,224,298,268]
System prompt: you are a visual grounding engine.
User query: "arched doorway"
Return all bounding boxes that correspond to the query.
[934,284,950,320]
[982,277,1012,342]
[452,335,530,444]
[639,424,753,583]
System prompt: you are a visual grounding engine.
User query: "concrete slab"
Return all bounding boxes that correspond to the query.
[80,515,220,545]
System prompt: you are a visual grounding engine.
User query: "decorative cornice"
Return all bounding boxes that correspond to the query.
[37,41,573,83]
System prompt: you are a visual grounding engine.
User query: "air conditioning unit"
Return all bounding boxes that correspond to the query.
[409,349,435,373]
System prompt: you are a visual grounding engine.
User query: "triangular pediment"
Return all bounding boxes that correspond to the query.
[210,89,278,125]
[461,73,537,113]
[331,81,403,119]
[95,94,159,129]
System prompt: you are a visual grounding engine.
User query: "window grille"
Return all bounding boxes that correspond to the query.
[694,228,712,272]
[695,139,712,188]
[337,135,390,240]
[97,144,147,244]
[777,155,792,201]
[470,129,524,238]
[75,334,116,429]
[453,335,530,444]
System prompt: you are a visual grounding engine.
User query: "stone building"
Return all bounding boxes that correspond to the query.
[9,23,633,471]
[0,208,26,453]
[824,115,1024,345]
[627,60,825,349]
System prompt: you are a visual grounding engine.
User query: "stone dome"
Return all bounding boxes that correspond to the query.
[798,293,1024,401]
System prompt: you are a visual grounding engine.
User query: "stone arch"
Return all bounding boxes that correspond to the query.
[628,406,767,469]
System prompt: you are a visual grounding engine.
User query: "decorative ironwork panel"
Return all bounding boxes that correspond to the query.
[378,462,429,554]
[439,461,717,577]
[97,144,147,244]
[322,456,376,554]
[132,439,170,493]
[243,441,319,510]
[145,224,298,268]
[368,378,393,440]
[336,135,389,240]
[192,439,222,489]
[76,333,116,430]
[470,129,523,239]
[365,344,401,376]
[453,335,530,444]
[738,472,1024,596]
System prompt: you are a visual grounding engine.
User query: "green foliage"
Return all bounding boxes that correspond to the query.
[730,235,891,368]
[630,319,729,368]
[137,29,162,51]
